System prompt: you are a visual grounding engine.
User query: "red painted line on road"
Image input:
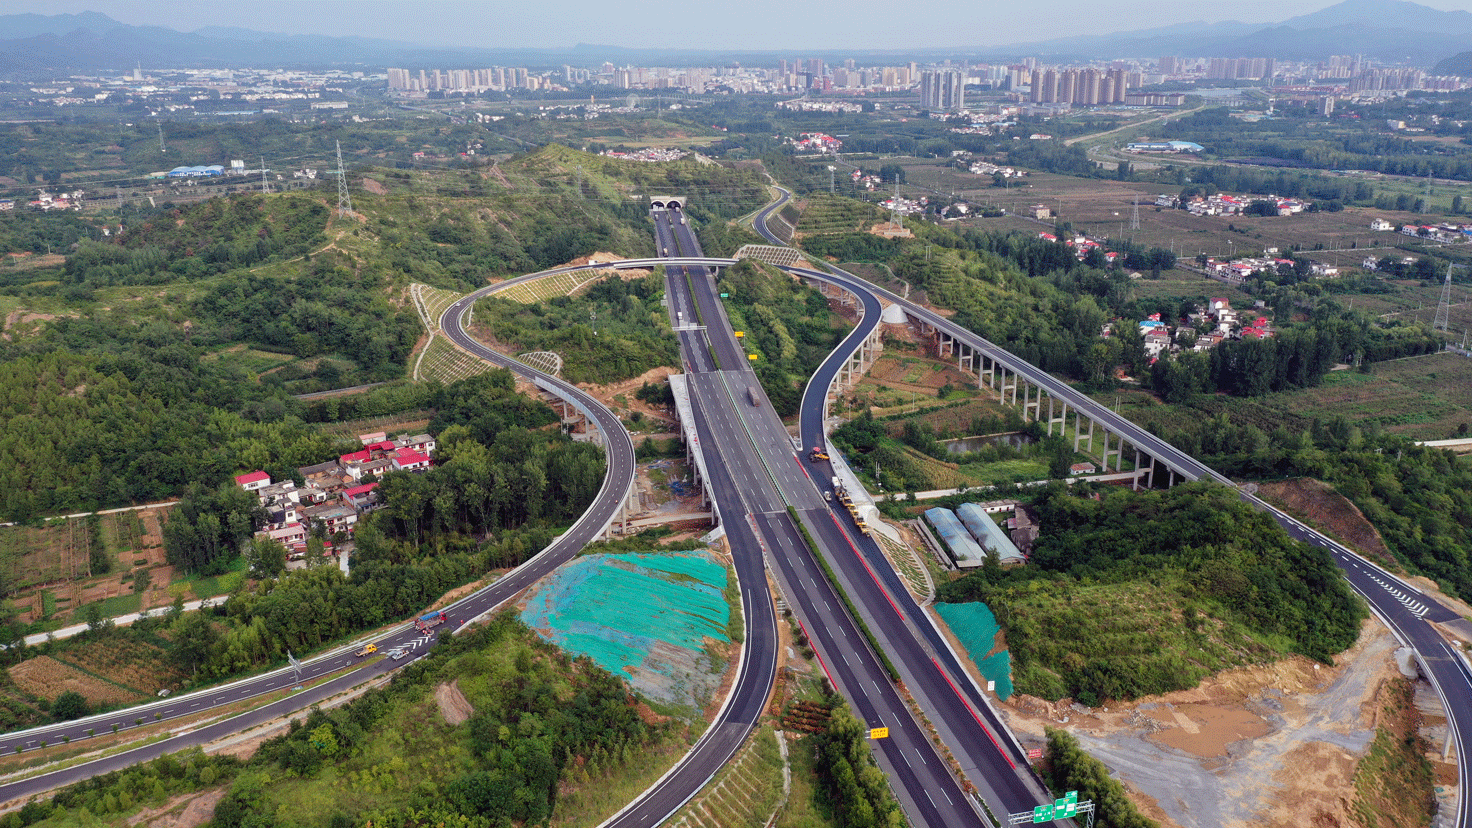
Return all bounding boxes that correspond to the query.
[931,656,1014,769]
[827,512,904,621]
[799,619,837,688]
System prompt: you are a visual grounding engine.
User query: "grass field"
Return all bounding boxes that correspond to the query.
[494,269,608,303]
[411,284,465,332]
[1002,577,1281,703]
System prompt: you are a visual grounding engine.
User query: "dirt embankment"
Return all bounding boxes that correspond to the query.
[435,679,475,726]
[1256,478,1393,564]
[1001,619,1403,828]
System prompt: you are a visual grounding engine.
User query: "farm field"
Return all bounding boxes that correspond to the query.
[0,504,248,631]
[893,160,1437,266]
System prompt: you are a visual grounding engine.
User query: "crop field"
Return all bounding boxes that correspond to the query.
[9,654,148,708]
[893,161,1434,268]
[201,344,296,374]
[1128,269,1256,306]
[1264,370,1464,437]
[1098,355,1472,443]
[315,411,434,442]
[0,518,90,598]
[1372,353,1472,415]
[794,193,885,237]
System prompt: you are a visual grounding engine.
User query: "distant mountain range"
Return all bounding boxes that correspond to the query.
[1,0,1471,75]
[1001,0,1472,66]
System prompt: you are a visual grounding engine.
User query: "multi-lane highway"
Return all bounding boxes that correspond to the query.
[752,186,1472,828]
[658,205,1041,826]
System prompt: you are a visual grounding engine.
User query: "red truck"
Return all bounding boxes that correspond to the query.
[415,610,448,633]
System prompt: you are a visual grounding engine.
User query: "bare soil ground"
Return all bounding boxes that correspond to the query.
[1256,479,1393,565]
[1000,618,1400,828]
[126,789,227,828]
[577,366,679,429]
[435,679,475,726]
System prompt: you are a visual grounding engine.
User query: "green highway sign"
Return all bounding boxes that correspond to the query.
[719,292,730,298]
[1032,792,1078,823]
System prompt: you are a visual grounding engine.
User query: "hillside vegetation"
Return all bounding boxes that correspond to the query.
[938,482,1364,705]
[0,145,768,521]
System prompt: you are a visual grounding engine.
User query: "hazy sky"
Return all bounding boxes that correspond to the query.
[13,0,1472,51]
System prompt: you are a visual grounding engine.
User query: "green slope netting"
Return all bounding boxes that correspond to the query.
[520,551,731,710]
[935,601,1013,701]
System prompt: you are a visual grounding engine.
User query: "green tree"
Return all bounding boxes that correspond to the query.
[171,611,219,676]
[245,536,288,578]
[52,691,91,722]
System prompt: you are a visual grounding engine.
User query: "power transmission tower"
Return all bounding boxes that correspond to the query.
[1434,263,1463,332]
[260,156,270,194]
[335,141,353,218]
[157,123,165,153]
[1129,195,1140,231]
[575,164,583,198]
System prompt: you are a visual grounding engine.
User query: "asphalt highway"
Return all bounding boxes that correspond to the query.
[658,207,996,827]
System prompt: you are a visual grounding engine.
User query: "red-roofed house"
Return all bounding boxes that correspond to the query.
[393,448,431,472]
[339,448,372,466]
[235,471,271,491]
[343,482,380,509]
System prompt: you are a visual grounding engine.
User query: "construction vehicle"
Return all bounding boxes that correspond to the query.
[856,518,870,537]
[415,610,448,633]
[355,644,378,657]
[808,446,830,462]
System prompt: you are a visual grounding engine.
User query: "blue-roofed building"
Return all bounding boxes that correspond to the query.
[924,507,986,568]
[1125,140,1204,154]
[167,165,225,178]
[956,503,1026,564]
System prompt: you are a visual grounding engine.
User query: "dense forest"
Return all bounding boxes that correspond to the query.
[938,483,1365,704]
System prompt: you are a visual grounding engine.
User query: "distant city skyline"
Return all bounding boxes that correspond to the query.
[12,0,1472,52]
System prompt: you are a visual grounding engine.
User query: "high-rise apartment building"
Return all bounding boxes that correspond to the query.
[920,68,965,112]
